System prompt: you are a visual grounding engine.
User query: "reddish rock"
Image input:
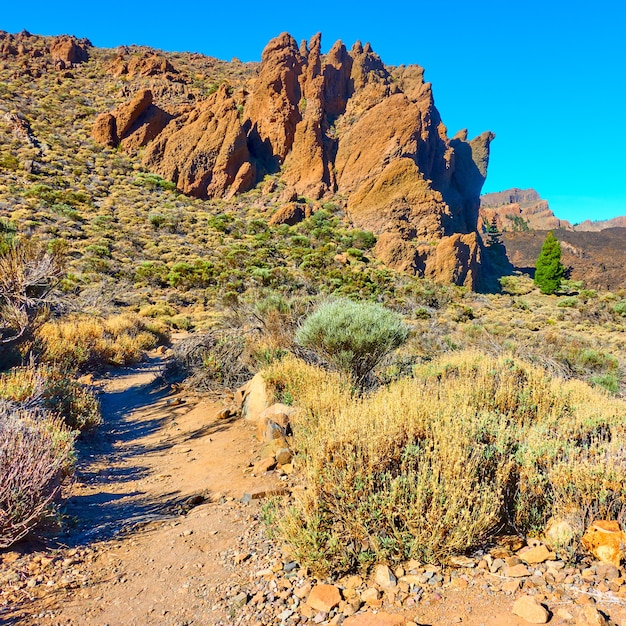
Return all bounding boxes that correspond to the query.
[282,33,333,198]
[244,32,303,166]
[120,104,173,150]
[114,89,154,139]
[581,520,626,567]
[576,605,608,625]
[109,50,179,78]
[511,595,550,623]
[424,232,482,288]
[49,35,89,65]
[268,202,312,226]
[143,84,254,198]
[519,544,555,564]
[503,563,531,577]
[91,112,117,147]
[237,373,271,424]
[255,403,295,442]
[306,584,341,613]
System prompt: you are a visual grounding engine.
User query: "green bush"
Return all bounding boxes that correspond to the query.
[612,301,626,317]
[295,298,409,384]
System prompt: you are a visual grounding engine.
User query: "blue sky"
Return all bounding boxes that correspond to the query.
[3,0,625,223]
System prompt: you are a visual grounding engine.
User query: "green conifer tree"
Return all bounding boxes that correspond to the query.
[534,231,564,294]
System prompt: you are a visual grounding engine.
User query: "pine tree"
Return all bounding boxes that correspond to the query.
[486,215,503,246]
[534,231,564,294]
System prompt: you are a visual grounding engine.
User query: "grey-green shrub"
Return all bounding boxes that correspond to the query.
[295,298,409,384]
[0,405,75,548]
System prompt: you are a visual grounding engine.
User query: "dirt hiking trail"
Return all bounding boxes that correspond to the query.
[1,353,626,625]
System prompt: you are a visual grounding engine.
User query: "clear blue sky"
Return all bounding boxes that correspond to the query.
[3,0,626,223]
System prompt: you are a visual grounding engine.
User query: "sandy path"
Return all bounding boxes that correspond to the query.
[0,355,282,625]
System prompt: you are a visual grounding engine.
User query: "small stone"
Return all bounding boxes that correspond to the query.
[511,594,550,623]
[374,564,397,590]
[596,563,620,580]
[342,575,363,590]
[253,457,277,474]
[276,448,292,465]
[231,592,249,607]
[215,407,232,420]
[577,605,608,626]
[519,544,556,564]
[360,587,381,606]
[241,486,289,503]
[451,576,468,590]
[501,579,521,593]
[504,564,531,578]
[307,584,341,613]
[556,607,575,621]
[490,558,506,573]
[294,582,312,599]
[449,555,476,568]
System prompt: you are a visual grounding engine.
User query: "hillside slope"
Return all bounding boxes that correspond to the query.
[0,30,495,290]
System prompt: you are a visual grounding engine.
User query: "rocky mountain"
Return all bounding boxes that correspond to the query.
[480,188,626,232]
[88,32,495,289]
[574,215,626,231]
[480,188,574,231]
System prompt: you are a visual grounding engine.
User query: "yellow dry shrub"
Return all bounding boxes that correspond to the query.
[36,313,169,370]
[264,351,626,576]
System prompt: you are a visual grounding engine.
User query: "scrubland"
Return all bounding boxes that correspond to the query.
[0,43,625,577]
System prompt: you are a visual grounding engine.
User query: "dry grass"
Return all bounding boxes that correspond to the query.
[264,351,626,577]
[35,313,169,371]
[0,364,101,432]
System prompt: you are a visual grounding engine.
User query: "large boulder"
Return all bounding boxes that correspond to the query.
[92,89,172,150]
[49,35,89,65]
[581,520,626,567]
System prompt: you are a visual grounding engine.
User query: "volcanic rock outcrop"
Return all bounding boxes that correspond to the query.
[91,89,173,149]
[108,48,179,79]
[142,84,254,199]
[480,188,626,232]
[92,33,495,288]
[480,188,574,231]
[0,31,90,69]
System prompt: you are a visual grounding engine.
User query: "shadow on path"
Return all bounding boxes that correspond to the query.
[55,357,201,547]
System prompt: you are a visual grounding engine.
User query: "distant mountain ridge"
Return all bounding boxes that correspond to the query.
[480,188,626,232]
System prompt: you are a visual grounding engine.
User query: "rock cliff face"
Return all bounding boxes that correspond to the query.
[92,33,495,288]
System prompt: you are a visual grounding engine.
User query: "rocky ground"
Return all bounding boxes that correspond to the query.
[1,353,626,626]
